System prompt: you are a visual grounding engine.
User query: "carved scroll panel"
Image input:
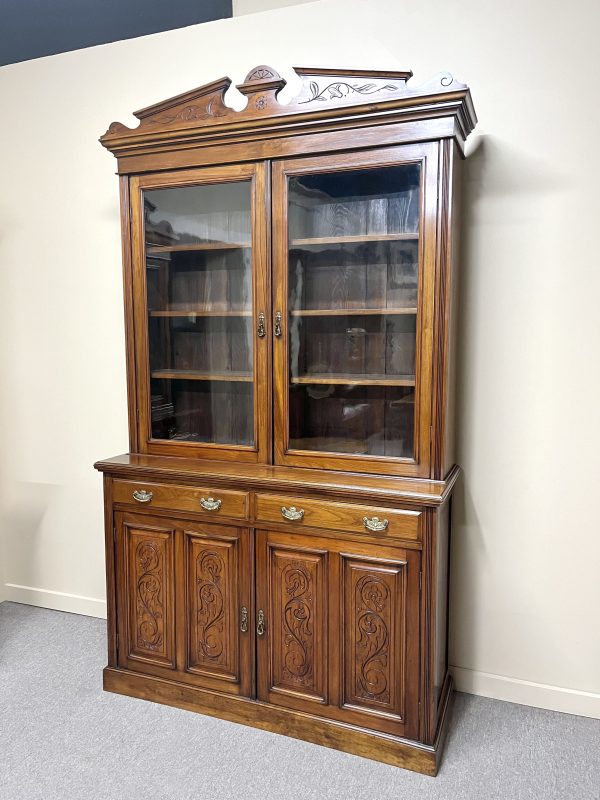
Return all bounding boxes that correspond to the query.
[126,525,175,667]
[269,547,327,702]
[342,557,406,720]
[187,535,239,681]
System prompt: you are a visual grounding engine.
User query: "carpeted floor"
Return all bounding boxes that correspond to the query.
[0,601,598,800]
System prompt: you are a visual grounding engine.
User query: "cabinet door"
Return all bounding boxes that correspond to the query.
[273,144,438,477]
[179,522,253,696]
[256,529,420,738]
[115,513,253,697]
[115,512,177,678]
[130,162,270,463]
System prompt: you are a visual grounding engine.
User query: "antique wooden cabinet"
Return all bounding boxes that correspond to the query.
[95,64,476,776]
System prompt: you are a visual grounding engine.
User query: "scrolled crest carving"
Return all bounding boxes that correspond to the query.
[100,63,476,151]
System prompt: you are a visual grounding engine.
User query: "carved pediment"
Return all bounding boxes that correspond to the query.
[101,64,476,154]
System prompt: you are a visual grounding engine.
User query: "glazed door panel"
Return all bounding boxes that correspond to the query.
[115,512,177,678]
[273,144,439,477]
[256,529,420,738]
[130,162,271,463]
[179,523,253,696]
[256,531,329,712]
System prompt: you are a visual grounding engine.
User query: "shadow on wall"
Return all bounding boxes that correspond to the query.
[0,480,59,596]
[448,132,574,674]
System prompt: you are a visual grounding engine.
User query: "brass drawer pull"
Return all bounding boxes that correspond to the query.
[281,505,304,521]
[132,489,153,504]
[274,310,282,337]
[256,609,266,636]
[200,497,222,512]
[240,606,248,633]
[363,516,389,532]
[257,312,266,338]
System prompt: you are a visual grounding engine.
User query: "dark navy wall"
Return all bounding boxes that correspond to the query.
[0,0,233,67]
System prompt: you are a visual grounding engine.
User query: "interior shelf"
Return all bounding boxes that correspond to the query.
[291,373,416,387]
[152,370,253,382]
[290,233,418,247]
[150,309,252,318]
[146,242,251,254]
[290,307,417,317]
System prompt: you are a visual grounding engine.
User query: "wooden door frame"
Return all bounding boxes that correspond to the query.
[271,143,439,478]
[129,161,272,463]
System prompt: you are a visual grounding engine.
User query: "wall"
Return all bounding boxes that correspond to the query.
[0,0,598,718]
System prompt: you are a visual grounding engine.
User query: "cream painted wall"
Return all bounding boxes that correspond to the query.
[0,0,598,717]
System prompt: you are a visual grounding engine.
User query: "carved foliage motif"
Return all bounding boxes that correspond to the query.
[301,80,398,104]
[194,550,226,665]
[135,540,165,652]
[354,574,391,703]
[282,563,313,685]
[151,98,226,126]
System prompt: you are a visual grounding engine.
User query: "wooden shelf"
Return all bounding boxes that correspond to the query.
[152,370,253,382]
[290,307,417,317]
[146,242,251,254]
[291,373,416,387]
[290,233,418,247]
[150,309,252,318]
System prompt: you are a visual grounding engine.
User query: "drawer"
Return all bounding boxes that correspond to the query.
[255,493,420,541]
[113,479,249,519]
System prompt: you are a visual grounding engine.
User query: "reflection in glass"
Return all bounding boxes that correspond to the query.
[287,164,420,459]
[144,181,254,445]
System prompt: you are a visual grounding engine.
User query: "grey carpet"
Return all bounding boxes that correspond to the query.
[0,602,598,800]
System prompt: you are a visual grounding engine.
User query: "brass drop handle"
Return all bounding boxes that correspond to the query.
[200,497,222,512]
[133,489,153,504]
[281,506,305,522]
[256,609,266,636]
[363,516,389,532]
[257,312,266,338]
[240,606,248,633]
[274,310,282,337]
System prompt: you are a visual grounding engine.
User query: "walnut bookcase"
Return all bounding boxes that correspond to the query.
[95,65,476,776]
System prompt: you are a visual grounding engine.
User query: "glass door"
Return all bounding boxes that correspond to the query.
[273,145,438,477]
[131,163,269,462]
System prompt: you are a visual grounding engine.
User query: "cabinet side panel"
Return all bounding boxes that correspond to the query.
[103,476,117,666]
[432,140,462,478]
[443,144,463,476]
[119,176,139,452]
[434,501,451,709]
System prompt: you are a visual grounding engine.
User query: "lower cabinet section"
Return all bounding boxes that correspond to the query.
[256,530,420,739]
[113,511,423,758]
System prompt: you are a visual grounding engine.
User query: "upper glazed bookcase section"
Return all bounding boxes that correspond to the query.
[100,65,477,156]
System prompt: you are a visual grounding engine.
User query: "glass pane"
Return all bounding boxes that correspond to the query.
[287,164,420,459]
[144,181,254,445]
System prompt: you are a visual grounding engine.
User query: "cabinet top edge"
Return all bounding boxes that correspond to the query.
[94,454,460,507]
[100,64,476,158]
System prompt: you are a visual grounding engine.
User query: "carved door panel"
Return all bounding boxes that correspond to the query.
[333,548,420,738]
[178,523,253,697]
[256,529,420,738]
[256,530,329,713]
[115,512,177,680]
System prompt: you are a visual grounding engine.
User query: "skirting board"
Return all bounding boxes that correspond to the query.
[3,587,598,719]
[451,666,600,720]
[3,583,107,619]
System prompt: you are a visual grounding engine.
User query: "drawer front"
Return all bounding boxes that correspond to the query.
[113,480,249,519]
[255,493,420,541]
